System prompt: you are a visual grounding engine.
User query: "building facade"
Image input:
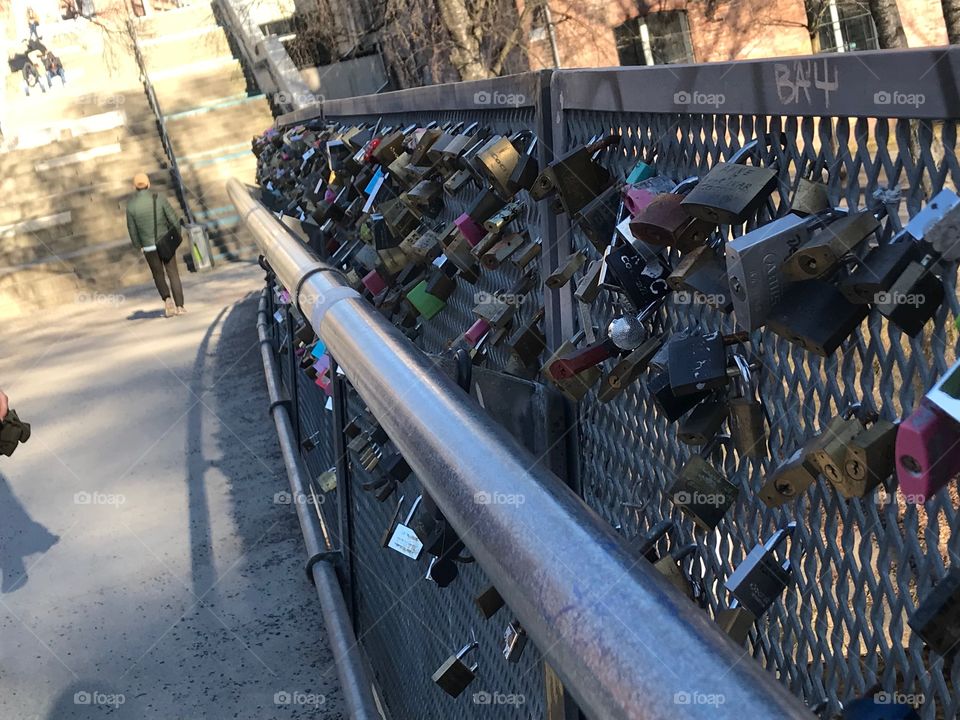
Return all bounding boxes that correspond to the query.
[522,0,949,70]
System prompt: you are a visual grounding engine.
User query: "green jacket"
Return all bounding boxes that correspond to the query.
[126,189,180,250]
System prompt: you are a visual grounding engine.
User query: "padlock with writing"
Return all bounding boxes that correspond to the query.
[667,331,745,397]
[603,245,671,314]
[896,357,960,502]
[681,142,779,225]
[790,159,832,216]
[647,367,711,422]
[432,641,479,697]
[725,523,796,618]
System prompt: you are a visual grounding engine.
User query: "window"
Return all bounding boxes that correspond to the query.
[614,12,695,66]
[812,0,879,52]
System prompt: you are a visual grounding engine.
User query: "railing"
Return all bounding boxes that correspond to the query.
[127,18,195,224]
[227,37,960,720]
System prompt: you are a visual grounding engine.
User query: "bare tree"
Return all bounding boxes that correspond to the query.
[942,0,960,43]
[866,0,908,48]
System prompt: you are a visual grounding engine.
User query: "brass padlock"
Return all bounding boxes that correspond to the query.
[681,162,778,225]
[597,335,663,403]
[806,413,866,488]
[545,251,586,290]
[790,161,832,216]
[574,258,604,305]
[653,544,699,599]
[670,447,739,531]
[481,232,527,270]
[834,419,898,498]
[542,332,602,401]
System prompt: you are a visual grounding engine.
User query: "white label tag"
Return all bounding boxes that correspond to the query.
[387,525,423,559]
[302,147,316,161]
[314,177,324,195]
[324,396,334,412]
[273,310,284,324]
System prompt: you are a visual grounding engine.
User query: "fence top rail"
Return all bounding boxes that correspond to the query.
[278,71,544,127]
[552,47,960,119]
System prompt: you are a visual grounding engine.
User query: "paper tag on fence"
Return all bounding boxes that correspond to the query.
[387,525,423,559]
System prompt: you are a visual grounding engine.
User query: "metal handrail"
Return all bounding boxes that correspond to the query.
[127,19,195,224]
[228,177,813,720]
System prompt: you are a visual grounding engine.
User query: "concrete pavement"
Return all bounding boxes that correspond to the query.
[0,262,344,719]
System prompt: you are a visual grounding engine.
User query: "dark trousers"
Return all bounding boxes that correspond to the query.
[143,250,184,307]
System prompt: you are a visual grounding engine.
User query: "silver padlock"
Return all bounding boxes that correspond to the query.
[725,523,797,618]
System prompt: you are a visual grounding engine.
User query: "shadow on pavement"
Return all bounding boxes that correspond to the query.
[0,472,59,594]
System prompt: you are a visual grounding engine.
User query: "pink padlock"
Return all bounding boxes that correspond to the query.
[324,188,337,203]
[362,270,388,296]
[897,359,960,502]
[464,319,491,347]
[454,212,486,247]
[623,187,659,218]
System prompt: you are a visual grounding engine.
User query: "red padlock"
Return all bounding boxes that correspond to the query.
[897,359,960,502]
[362,269,388,296]
[464,319,491,347]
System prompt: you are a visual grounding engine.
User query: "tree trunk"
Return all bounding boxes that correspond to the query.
[435,0,491,80]
[943,0,960,43]
[867,0,909,48]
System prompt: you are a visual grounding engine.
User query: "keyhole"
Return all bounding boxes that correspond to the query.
[900,454,923,475]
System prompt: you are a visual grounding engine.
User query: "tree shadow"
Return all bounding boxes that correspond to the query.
[0,472,59,593]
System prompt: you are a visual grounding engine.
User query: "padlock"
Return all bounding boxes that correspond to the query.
[0,409,30,456]
[908,566,960,657]
[507,309,547,368]
[603,245,671,314]
[426,555,460,587]
[653,543,699,599]
[529,134,617,215]
[715,598,756,646]
[627,518,674,562]
[896,358,960,502]
[424,262,458,302]
[432,641,479,697]
[904,186,960,252]
[677,397,728,446]
[475,585,505,619]
[542,332,603,401]
[502,620,528,663]
[574,185,621,251]
[483,199,525,235]
[481,232,527,270]
[574,259,605,304]
[832,419,898,498]
[379,494,406,548]
[839,238,919,305]
[781,210,879,281]
[549,314,646,380]
[766,280,869,356]
[667,332,734,397]
[510,236,542,270]
[545,251,586,290]
[876,253,945,337]
[728,354,767,458]
[726,213,811,330]
[790,163,832,216]
[806,413,867,488]
[725,523,796,618]
[598,335,664,403]
[681,162,778,225]
[474,133,523,197]
[670,447,739,531]
[757,446,820,507]
[629,178,713,252]
[444,168,473,194]
[647,367,711,422]
[507,134,539,195]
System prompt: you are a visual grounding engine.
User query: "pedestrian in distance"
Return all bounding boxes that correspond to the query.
[26,8,41,42]
[126,173,187,317]
[42,50,65,88]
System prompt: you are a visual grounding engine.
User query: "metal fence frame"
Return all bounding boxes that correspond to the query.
[246,46,960,720]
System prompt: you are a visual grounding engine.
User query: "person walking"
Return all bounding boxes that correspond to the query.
[26,8,41,42]
[42,50,65,88]
[126,173,186,317]
[22,58,45,96]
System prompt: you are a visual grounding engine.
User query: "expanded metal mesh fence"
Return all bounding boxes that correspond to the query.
[262,51,960,720]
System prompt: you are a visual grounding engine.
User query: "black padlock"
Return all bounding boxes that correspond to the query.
[574,185,620,251]
[876,254,945,336]
[909,566,960,658]
[766,280,869,356]
[604,244,671,313]
[838,239,920,304]
[725,524,796,618]
[677,397,728,446]
[667,332,730,397]
[648,368,711,422]
[475,585,505,619]
[432,641,479,697]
